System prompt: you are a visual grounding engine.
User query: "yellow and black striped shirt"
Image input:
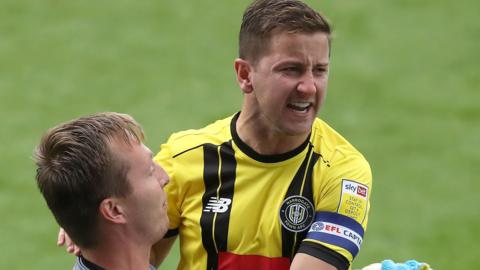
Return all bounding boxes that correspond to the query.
[154,112,372,270]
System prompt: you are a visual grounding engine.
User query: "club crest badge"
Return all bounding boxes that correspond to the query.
[279,195,314,232]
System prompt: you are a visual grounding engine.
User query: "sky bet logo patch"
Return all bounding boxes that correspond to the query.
[337,180,368,224]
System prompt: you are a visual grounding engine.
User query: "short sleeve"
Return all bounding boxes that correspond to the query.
[300,150,372,267]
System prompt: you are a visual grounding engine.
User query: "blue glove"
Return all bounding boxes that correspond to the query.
[381,259,431,270]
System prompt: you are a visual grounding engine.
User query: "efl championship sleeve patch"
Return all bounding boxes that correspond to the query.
[306,211,364,258]
[336,179,369,224]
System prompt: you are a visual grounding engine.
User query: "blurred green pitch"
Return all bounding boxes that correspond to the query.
[0,0,479,269]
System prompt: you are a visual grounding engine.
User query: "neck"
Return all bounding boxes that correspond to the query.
[81,233,151,270]
[236,111,309,155]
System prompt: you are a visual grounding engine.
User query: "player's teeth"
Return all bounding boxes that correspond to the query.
[288,102,310,111]
[291,102,310,108]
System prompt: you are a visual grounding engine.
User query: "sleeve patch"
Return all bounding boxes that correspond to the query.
[306,211,364,258]
[337,179,368,223]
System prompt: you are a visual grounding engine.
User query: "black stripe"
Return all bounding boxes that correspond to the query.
[200,142,237,270]
[200,144,220,270]
[214,141,236,251]
[293,150,319,257]
[281,144,319,260]
[173,144,205,158]
[297,242,349,270]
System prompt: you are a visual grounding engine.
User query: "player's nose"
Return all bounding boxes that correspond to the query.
[154,163,170,187]
[296,72,316,95]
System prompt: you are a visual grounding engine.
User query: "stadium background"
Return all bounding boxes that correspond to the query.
[0,0,478,269]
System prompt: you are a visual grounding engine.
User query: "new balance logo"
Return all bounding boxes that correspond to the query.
[203,197,232,213]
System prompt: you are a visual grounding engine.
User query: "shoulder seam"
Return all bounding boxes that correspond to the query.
[172,143,206,158]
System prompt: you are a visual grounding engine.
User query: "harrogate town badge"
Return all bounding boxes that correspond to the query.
[279,195,314,232]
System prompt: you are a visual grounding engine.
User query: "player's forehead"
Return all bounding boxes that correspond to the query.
[259,31,330,63]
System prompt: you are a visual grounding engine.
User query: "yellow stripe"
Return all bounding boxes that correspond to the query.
[211,145,222,253]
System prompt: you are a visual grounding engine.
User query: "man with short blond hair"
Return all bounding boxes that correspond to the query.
[35,112,169,270]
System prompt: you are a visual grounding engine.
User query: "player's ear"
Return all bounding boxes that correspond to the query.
[234,58,254,94]
[99,198,127,224]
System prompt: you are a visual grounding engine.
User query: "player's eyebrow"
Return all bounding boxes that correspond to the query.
[275,59,329,66]
[273,60,303,70]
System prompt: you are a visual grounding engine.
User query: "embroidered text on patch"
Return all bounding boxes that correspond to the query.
[279,195,315,232]
[337,179,368,223]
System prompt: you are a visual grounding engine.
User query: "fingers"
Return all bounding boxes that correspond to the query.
[57,228,66,246]
[64,231,75,253]
[58,227,81,255]
[74,246,81,256]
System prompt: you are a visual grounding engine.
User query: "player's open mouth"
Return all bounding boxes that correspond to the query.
[287,102,312,112]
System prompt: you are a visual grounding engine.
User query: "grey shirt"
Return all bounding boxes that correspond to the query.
[73,256,157,270]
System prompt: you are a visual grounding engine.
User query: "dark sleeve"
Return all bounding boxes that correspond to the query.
[163,228,179,238]
[297,241,350,270]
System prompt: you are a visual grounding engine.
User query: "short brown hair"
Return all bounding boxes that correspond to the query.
[239,0,331,64]
[34,112,144,248]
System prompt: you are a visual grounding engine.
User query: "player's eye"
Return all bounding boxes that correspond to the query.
[313,67,327,76]
[281,66,301,76]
